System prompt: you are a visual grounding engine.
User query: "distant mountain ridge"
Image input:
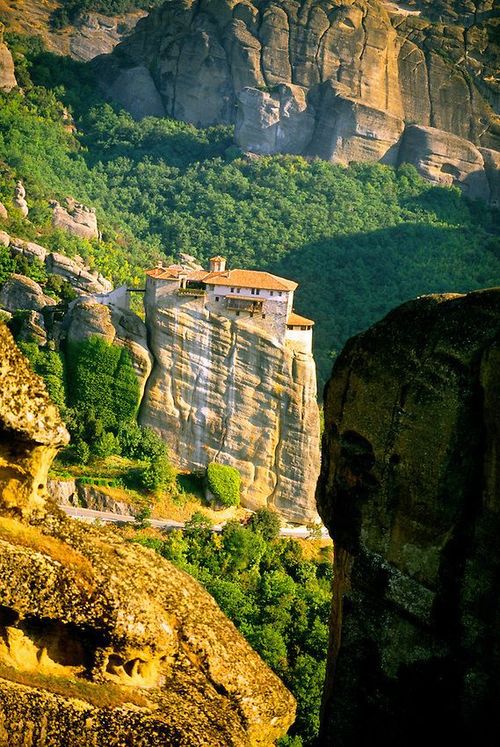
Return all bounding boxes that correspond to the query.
[94,0,499,202]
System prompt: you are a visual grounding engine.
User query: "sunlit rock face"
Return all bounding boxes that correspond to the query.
[0,322,296,745]
[95,0,498,201]
[317,288,500,745]
[140,284,321,523]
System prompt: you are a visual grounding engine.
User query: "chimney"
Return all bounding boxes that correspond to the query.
[209,255,226,273]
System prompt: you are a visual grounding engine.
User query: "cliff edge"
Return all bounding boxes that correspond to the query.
[316,288,500,745]
[0,323,296,746]
[141,277,321,522]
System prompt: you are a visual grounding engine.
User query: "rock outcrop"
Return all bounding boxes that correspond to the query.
[13,181,28,218]
[96,0,499,201]
[317,288,500,745]
[141,285,321,523]
[51,198,99,241]
[0,324,69,520]
[0,322,296,745]
[66,295,153,400]
[0,274,56,314]
[0,22,16,92]
[0,1,145,62]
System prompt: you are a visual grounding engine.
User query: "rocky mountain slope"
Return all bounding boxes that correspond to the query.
[0,0,146,60]
[0,321,296,745]
[317,287,500,744]
[96,0,499,201]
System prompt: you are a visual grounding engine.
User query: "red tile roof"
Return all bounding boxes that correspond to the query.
[287,312,314,327]
[147,265,297,292]
[206,269,297,292]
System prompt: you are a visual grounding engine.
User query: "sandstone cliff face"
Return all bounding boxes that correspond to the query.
[96,0,499,201]
[317,288,500,745]
[0,322,296,745]
[141,287,321,522]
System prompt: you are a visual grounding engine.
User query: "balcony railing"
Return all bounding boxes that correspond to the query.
[177,287,206,297]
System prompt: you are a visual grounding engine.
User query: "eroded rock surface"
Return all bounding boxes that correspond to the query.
[0,324,69,520]
[0,22,16,92]
[0,322,296,745]
[66,296,153,400]
[51,198,99,241]
[141,288,321,523]
[96,0,499,199]
[317,288,500,745]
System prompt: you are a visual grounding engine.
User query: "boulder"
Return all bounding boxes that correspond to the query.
[317,288,500,745]
[51,198,99,241]
[46,252,113,294]
[0,203,8,221]
[13,181,28,218]
[0,274,55,313]
[0,23,16,92]
[0,230,10,247]
[399,124,491,201]
[15,309,48,346]
[10,239,48,263]
[0,322,296,745]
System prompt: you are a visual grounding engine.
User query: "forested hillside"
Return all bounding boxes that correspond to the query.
[1,34,498,388]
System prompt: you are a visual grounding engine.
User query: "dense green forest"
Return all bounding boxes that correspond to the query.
[1,34,498,388]
[132,509,332,746]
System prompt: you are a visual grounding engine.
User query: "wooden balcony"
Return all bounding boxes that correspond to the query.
[225,296,264,313]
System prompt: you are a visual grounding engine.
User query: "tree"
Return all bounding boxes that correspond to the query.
[248,507,281,541]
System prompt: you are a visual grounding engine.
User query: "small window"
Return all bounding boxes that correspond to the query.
[236,311,240,316]
[256,289,260,295]
[277,291,282,297]
[231,287,235,292]
[215,296,219,302]
[237,288,241,293]
[301,325,307,330]
[251,288,256,295]
[262,313,266,319]
[270,290,274,296]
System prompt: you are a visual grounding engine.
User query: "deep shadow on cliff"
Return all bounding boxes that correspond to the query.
[269,220,499,391]
[0,323,295,746]
[316,288,500,746]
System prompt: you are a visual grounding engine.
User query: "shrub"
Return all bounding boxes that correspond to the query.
[206,463,241,507]
[139,455,175,493]
[93,431,120,459]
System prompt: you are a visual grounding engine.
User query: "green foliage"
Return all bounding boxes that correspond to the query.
[206,462,241,507]
[248,507,281,542]
[139,455,175,493]
[136,518,332,745]
[44,274,78,302]
[66,336,139,431]
[17,342,66,409]
[133,503,152,529]
[1,40,498,390]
